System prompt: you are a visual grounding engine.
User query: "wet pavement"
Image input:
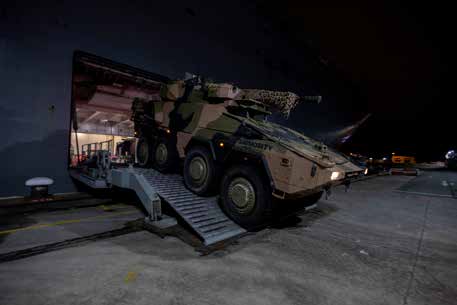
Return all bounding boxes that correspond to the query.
[397,169,457,198]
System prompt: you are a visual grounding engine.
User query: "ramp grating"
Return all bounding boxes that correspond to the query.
[133,168,246,245]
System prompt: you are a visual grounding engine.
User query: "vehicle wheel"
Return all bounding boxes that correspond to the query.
[183,146,218,195]
[220,165,272,230]
[136,137,153,167]
[152,137,178,172]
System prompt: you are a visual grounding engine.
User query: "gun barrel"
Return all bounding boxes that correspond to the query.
[300,96,322,104]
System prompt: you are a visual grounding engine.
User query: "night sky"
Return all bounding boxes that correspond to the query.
[1,1,454,163]
[259,2,454,161]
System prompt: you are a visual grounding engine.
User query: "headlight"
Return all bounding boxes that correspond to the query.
[364,168,368,175]
[331,171,341,180]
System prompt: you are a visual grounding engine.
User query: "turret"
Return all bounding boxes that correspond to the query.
[159,76,322,117]
[236,89,321,117]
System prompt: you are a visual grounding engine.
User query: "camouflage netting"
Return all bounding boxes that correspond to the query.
[238,89,300,117]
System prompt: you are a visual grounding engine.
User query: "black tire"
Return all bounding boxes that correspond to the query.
[183,146,218,195]
[152,137,178,172]
[136,137,153,167]
[220,165,272,230]
[302,191,323,205]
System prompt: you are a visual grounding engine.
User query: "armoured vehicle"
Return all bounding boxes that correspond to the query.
[132,76,362,229]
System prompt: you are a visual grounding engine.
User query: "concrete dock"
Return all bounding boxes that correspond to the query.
[1,171,456,305]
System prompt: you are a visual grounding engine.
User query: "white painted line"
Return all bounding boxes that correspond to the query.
[395,190,453,198]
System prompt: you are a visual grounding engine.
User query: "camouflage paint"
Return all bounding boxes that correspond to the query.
[132,80,363,199]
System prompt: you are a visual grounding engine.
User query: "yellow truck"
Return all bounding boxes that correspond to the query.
[392,155,416,165]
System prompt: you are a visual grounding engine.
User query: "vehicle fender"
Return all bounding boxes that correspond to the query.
[184,138,217,160]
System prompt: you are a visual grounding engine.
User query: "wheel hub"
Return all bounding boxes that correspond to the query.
[228,177,256,214]
[155,143,168,164]
[189,156,207,184]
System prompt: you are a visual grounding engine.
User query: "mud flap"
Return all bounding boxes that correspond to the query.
[324,185,332,199]
[344,180,351,192]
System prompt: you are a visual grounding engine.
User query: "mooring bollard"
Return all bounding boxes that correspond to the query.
[24,177,54,200]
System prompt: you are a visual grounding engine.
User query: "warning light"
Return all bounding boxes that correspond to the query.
[219,142,224,148]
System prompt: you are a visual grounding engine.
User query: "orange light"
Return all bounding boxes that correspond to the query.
[219,142,224,148]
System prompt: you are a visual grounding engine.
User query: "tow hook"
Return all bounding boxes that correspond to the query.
[344,180,351,192]
[324,185,332,199]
